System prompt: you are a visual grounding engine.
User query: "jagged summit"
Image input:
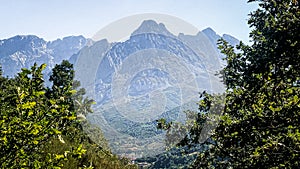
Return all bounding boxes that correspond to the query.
[0,35,88,77]
[131,20,175,37]
[11,35,43,40]
[0,35,46,57]
[0,35,45,45]
[202,27,220,42]
[202,27,239,45]
[0,22,240,159]
[202,27,216,35]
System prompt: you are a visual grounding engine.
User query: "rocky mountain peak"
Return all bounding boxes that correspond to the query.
[131,20,174,38]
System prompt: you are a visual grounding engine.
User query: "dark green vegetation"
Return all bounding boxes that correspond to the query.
[0,61,137,168]
[136,92,223,169]
[1,0,299,168]
[191,0,300,168]
[142,0,300,168]
[135,146,200,169]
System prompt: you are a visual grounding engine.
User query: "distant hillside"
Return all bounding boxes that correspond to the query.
[0,35,88,77]
[0,21,239,160]
[70,20,239,159]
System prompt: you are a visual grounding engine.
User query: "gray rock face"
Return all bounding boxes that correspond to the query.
[47,35,88,63]
[202,27,240,65]
[132,20,176,38]
[0,35,88,77]
[0,21,239,158]
[72,21,235,106]
[70,20,239,158]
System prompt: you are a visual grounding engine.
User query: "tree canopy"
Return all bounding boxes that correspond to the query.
[0,61,137,168]
[191,0,300,168]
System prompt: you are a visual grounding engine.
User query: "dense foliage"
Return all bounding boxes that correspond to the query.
[135,145,200,169]
[153,92,224,168]
[192,0,300,168]
[0,61,137,168]
[1,0,299,168]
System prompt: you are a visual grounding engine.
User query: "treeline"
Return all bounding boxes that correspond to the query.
[0,61,137,168]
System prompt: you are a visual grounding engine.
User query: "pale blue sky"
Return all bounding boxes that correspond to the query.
[0,0,258,43]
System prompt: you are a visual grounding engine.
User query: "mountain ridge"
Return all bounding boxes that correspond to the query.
[69,20,237,158]
[0,21,239,158]
[0,35,89,77]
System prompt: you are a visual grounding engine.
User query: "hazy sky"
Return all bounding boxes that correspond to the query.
[0,0,258,43]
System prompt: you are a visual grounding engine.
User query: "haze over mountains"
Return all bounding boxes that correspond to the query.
[0,20,239,158]
[0,35,88,77]
[72,20,239,158]
[0,21,238,78]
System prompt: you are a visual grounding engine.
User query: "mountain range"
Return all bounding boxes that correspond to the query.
[0,20,239,158]
[70,20,239,158]
[0,35,88,77]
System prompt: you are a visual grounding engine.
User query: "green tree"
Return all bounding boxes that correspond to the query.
[43,60,137,169]
[192,0,300,168]
[157,92,224,150]
[0,63,84,168]
[49,60,74,97]
[0,61,137,168]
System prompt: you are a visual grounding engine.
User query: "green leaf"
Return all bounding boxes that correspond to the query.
[22,101,36,109]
